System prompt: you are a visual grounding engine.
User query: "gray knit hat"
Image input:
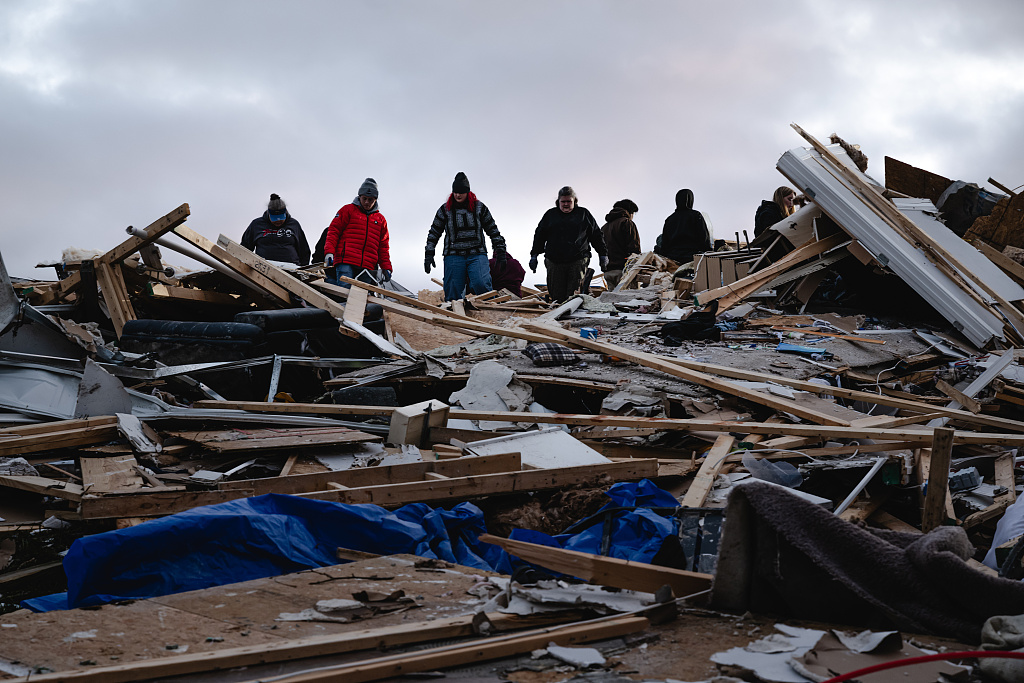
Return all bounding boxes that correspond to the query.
[358,177,379,198]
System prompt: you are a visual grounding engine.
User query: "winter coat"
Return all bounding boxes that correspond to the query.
[425,192,506,258]
[601,207,640,272]
[530,203,605,264]
[754,200,785,237]
[489,253,526,297]
[241,212,311,266]
[323,199,392,271]
[654,190,710,265]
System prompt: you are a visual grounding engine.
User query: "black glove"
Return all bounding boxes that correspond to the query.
[424,256,435,274]
[529,256,538,273]
[382,269,392,282]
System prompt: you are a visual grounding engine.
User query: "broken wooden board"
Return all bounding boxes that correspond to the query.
[218,452,523,496]
[79,454,145,495]
[479,533,711,599]
[298,460,658,507]
[78,489,254,520]
[164,426,380,453]
[681,435,735,508]
[147,282,243,306]
[0,417,120,457]
[0,473,85,502]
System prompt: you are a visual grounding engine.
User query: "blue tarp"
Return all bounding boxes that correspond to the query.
[24,480,679,612]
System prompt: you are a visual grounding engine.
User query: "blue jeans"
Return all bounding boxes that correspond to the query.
[326,263,372,288]
[443,254,492,301]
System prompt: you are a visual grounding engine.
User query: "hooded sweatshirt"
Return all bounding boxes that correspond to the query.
[601,207,641,272]
[241,211,311,266]
[654,189,710,265]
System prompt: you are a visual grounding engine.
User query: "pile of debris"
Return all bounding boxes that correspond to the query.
[4,124,1024,682]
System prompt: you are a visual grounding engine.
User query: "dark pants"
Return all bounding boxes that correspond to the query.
[545,257,588,302]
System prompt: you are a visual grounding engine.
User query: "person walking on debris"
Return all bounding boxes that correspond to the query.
[600,199,640,289]
[754,185,796,237]
[241,193,311,266]
[529,186,607,302]
[322,178,392,287]
[654,189,711,266]
[424,172,507,301]
[489,252,526,297]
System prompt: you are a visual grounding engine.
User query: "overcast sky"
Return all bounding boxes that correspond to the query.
[2,0,1023,294]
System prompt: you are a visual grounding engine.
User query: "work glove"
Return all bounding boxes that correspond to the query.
[529,256,538,273]
[424,256,435,274]
[324,254,334,267]
[495,251,507,270]
[599,254,609,271]
[382,269,392,283]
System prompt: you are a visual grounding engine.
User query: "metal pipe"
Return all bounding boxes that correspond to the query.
[833,457,887,516]
[126,226,251,288]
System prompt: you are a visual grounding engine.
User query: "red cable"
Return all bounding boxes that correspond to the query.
[820,650,1024,683]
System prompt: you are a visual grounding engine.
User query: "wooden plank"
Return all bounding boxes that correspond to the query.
[681,435,734,507]
[104,203,191,265]
[167,426,380,453]
[452,299,467,317]
[976,240,1024,286]
[79,454,144,494]
[148,282,242,306]
[995,451,1017,503]
[219,452,523,496]
[0,424,121,457]
[0,559,64,586]
[770,326,885,344]
[78,489,254,520]
[935,378,982,414]
[280,454,299,477]
[94,261,136,337]
[171,224,292,303]
[524,322,854,426]
[479,533,711,598]
[299,460,658,506]
[921,427,955,532]
[0,475,85,501]
[239,616,648,683]
[15,614,526,683]
[344,284,368,325]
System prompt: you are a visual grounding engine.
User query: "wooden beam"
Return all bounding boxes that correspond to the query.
[16,613,574,683]
[479,533,711,598]
[94,261,136,337]
[298,460,658,506]
[681,435,735,507]
[0,422,120,457]
[147,282,242,306]
[0,474,85,501]
[921,427,955,532]
[343,284,368,325]
[78,489,254,520]
[219,452,523,496]
[524,322,853,426]
[935,379,982,414]
[975,240,1024,287]
[995,451,1017,503]
[171,224,292,303]
[770,326,885,345]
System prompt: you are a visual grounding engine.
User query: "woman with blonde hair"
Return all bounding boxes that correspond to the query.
[753,185,796,237]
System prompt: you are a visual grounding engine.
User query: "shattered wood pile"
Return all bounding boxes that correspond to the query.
[6,122,1024,681]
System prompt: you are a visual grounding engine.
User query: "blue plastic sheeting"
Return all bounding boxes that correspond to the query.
[510,480,679,563]
[24,480,679,613]
[25,494,511,612]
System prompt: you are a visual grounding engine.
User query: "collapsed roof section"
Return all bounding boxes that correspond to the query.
[777,125,1024,348]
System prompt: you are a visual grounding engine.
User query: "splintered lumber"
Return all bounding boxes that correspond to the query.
[995,451,1017,503]
[94,261,136,337]
[232,616,648,683]
[299,460,658,506]
[0,474,85,501]
[681,435,735,507]
[0,417,120,457]
[218,452,523,496]
[79,454,144,494]
[480,533,710,598]
[172,225,293,303]
[164,426,380,453]
[920,427,956,532]
[147,282,242,306]
[524,323,854,426]
[78,489,254,520]
[935,378,982,414]
[17,613,577,683]
[187,402,1024,446]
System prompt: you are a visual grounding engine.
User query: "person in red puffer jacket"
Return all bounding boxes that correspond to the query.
[322,177,392,287]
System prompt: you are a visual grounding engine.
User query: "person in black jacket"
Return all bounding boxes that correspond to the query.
[241,193,310,266]
[654,189,710,266]
[754,186,796,237]
[529,186,607,302]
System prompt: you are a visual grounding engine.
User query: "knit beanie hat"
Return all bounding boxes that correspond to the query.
[358,178,379,198]
[452,172,471,193]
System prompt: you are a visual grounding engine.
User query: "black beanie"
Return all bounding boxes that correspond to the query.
[452,172,470,193]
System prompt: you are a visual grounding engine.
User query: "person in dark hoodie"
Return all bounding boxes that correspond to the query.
[529,186,607,302]
[654,189,711,266]
[754,185,796,237]
[241,193,310,266]
[600,199,640,289]
[424,172,507,301]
